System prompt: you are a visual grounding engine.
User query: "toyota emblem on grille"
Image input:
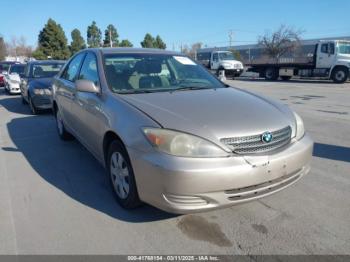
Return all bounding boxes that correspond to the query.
[261,131,273,143]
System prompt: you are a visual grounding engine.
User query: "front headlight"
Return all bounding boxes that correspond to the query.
[142,128,229,157]
[33,88,51,95]
[293,112,305,140]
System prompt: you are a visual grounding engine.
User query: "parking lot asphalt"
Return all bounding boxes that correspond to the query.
[0,79,349,255]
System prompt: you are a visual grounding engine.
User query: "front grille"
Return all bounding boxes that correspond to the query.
[221,126,292,154]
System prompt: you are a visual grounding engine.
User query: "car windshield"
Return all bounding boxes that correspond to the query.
[338,42,350,55]
[103,53,225,94]
[9,64,25,76]
[32,63,64,78]
[219,52,235,60]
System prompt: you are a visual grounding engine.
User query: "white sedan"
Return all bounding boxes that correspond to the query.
[4,63,25,95]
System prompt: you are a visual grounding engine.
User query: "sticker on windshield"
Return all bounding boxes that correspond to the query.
[173,56,196,65]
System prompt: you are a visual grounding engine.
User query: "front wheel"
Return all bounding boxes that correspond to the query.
[265,67,279,81]
[332,67,349,83]
[55,109,74,141]
[107,140,142,209]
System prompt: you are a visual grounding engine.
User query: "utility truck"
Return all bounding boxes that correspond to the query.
[196,50,244,78]
[244,40,350,83]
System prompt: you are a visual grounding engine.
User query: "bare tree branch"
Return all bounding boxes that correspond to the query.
[258,25,304,62]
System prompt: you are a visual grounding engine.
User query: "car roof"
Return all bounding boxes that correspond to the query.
[9,63,26,67]
[0,61,20,64]
[27,60,66,64]
[88,47,183,56]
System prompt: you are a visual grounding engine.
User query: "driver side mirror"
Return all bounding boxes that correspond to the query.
[75,79,101,94]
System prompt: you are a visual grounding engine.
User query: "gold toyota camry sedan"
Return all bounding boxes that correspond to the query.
[52,48,313,214]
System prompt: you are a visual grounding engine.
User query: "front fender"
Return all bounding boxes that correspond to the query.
[330,61,350,75]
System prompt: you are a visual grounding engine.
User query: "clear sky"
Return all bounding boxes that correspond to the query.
[1,0,350,50]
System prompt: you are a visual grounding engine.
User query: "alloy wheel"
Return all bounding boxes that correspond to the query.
[110,152,130,199]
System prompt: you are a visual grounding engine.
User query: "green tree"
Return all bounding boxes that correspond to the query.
[154,35,166,49]
[33,18,70,60]
[32,49,47,60]
[119,39,133,47]
[0,37,6,60]
[140,33,166,49]
[103,24,119,47]
[87,21,102,48]
[140,33,155,48]
[70,29,86,54]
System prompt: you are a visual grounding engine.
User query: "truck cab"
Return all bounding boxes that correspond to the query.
[316,40,350,83]
[210,51,244,78]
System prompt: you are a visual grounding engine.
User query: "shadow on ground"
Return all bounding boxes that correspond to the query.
[0,93,33,115]
[5,115,177,223]
[313,142,350,163]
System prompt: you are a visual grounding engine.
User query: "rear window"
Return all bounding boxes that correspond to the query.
[197,52,211,61]
[0,63,11,71]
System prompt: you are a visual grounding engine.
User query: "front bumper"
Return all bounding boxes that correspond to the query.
[224,69,243,77]
[8,83,21,94]
[31,94,52,109]
[128,134,313,214]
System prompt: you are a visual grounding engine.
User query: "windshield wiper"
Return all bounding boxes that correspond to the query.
[117,89,154,94]
[171,86,214,92]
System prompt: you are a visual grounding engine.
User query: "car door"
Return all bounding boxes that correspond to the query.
[72,52,104,156]
[317,42,336,69]
[56,53,86,132]
[211,52,219,69]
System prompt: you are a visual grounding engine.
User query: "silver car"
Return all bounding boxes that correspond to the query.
[52,48,313,214]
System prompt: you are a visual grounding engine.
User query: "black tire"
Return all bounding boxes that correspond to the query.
[265,67,279,81]
[281,76,292,81]
[55,109,74,141]
[107,140,142,209]
[332,67,349,83]
[28,96,38,115]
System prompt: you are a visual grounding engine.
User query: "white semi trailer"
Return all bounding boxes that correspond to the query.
[244,40,350,83]
[197,39,350,83]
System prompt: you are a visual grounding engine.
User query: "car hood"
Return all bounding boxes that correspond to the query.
[119,87,296,148]
[221,59,242,65]
[29,78,53,89]
[6,74,21,82]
